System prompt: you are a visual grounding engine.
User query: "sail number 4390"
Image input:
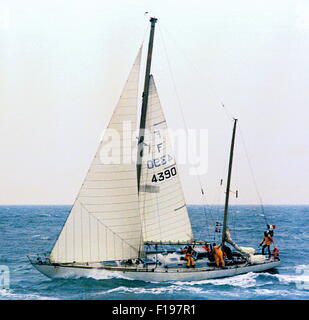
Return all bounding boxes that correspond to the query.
[151,167,177,183]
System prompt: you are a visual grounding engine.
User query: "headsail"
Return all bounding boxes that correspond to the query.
[139,76,193,243]
[50,49,143,263]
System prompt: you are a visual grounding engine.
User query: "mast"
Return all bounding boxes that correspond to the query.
[222,118,238,244]
[137,17,158,191]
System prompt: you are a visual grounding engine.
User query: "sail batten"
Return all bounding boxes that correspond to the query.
[49,49,143,264]
[139,76,193,243]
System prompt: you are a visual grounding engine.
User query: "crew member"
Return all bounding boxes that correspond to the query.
[182,246,195,268]
[212,243,225,267]
[259,231,273,256]
[202,243,211,253]
[222,244,233,260]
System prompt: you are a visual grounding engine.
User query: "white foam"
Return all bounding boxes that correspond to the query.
[102,285,206,296]
[0,289,58,300]
[174,272,260,288]
[70,269,134,281]
[274,273,309,286]
[254,288,307,297]
[261,265,309,287]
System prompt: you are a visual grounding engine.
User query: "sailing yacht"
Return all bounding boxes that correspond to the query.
[29,17,280,281]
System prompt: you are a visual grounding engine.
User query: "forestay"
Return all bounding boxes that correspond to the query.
[50,49,143,263]
[139,76,193,243]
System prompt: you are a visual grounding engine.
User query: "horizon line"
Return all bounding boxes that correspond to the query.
[0,203,308,206]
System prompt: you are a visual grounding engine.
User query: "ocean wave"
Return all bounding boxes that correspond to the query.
[83,267,309,291]
[12,264,32,272]
[0,289,58,300]
[173,272,260,288]
[93,273,272,296]
[2,205,309,300]
[252,265,309,288]
[274,274,309,287]
[101,285,206,296]
[254,288,309,297]
[30,234,50,240]
[62,269,134,281]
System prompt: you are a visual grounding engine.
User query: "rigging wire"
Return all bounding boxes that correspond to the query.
[203,82,269,231]
[158,23,215,243]
[159,24,231,114]
[220,102,269,235]
[232,136,241,243]
[221,103,269,232]
[158,22,243,243]
[158,22,271,244]
[238,125,269,226]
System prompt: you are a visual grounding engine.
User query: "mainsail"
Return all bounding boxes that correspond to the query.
[50,49,143,263]
[139,76,193,242]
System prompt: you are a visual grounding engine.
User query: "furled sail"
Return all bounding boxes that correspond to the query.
[139,75,193,242]
[50,49,143,263]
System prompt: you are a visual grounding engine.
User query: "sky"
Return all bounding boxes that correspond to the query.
[0,0,308,205]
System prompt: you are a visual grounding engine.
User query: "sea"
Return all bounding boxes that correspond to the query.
[0,205,308,300]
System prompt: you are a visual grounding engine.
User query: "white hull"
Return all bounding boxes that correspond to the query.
[32,260,280,282]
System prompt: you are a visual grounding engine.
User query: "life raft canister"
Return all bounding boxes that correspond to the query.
[272,247,279,257]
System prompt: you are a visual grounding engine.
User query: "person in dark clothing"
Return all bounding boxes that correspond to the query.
[207,244,215,262]
[222,245,233,260]
[182,245,195,268]
[268,229,274,237]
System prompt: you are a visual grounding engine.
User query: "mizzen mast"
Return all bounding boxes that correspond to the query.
[222,118,238,244]
[137,17,158,191]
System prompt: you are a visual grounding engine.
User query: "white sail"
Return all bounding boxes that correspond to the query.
[139,76,193,243]
[50,49,143,263]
